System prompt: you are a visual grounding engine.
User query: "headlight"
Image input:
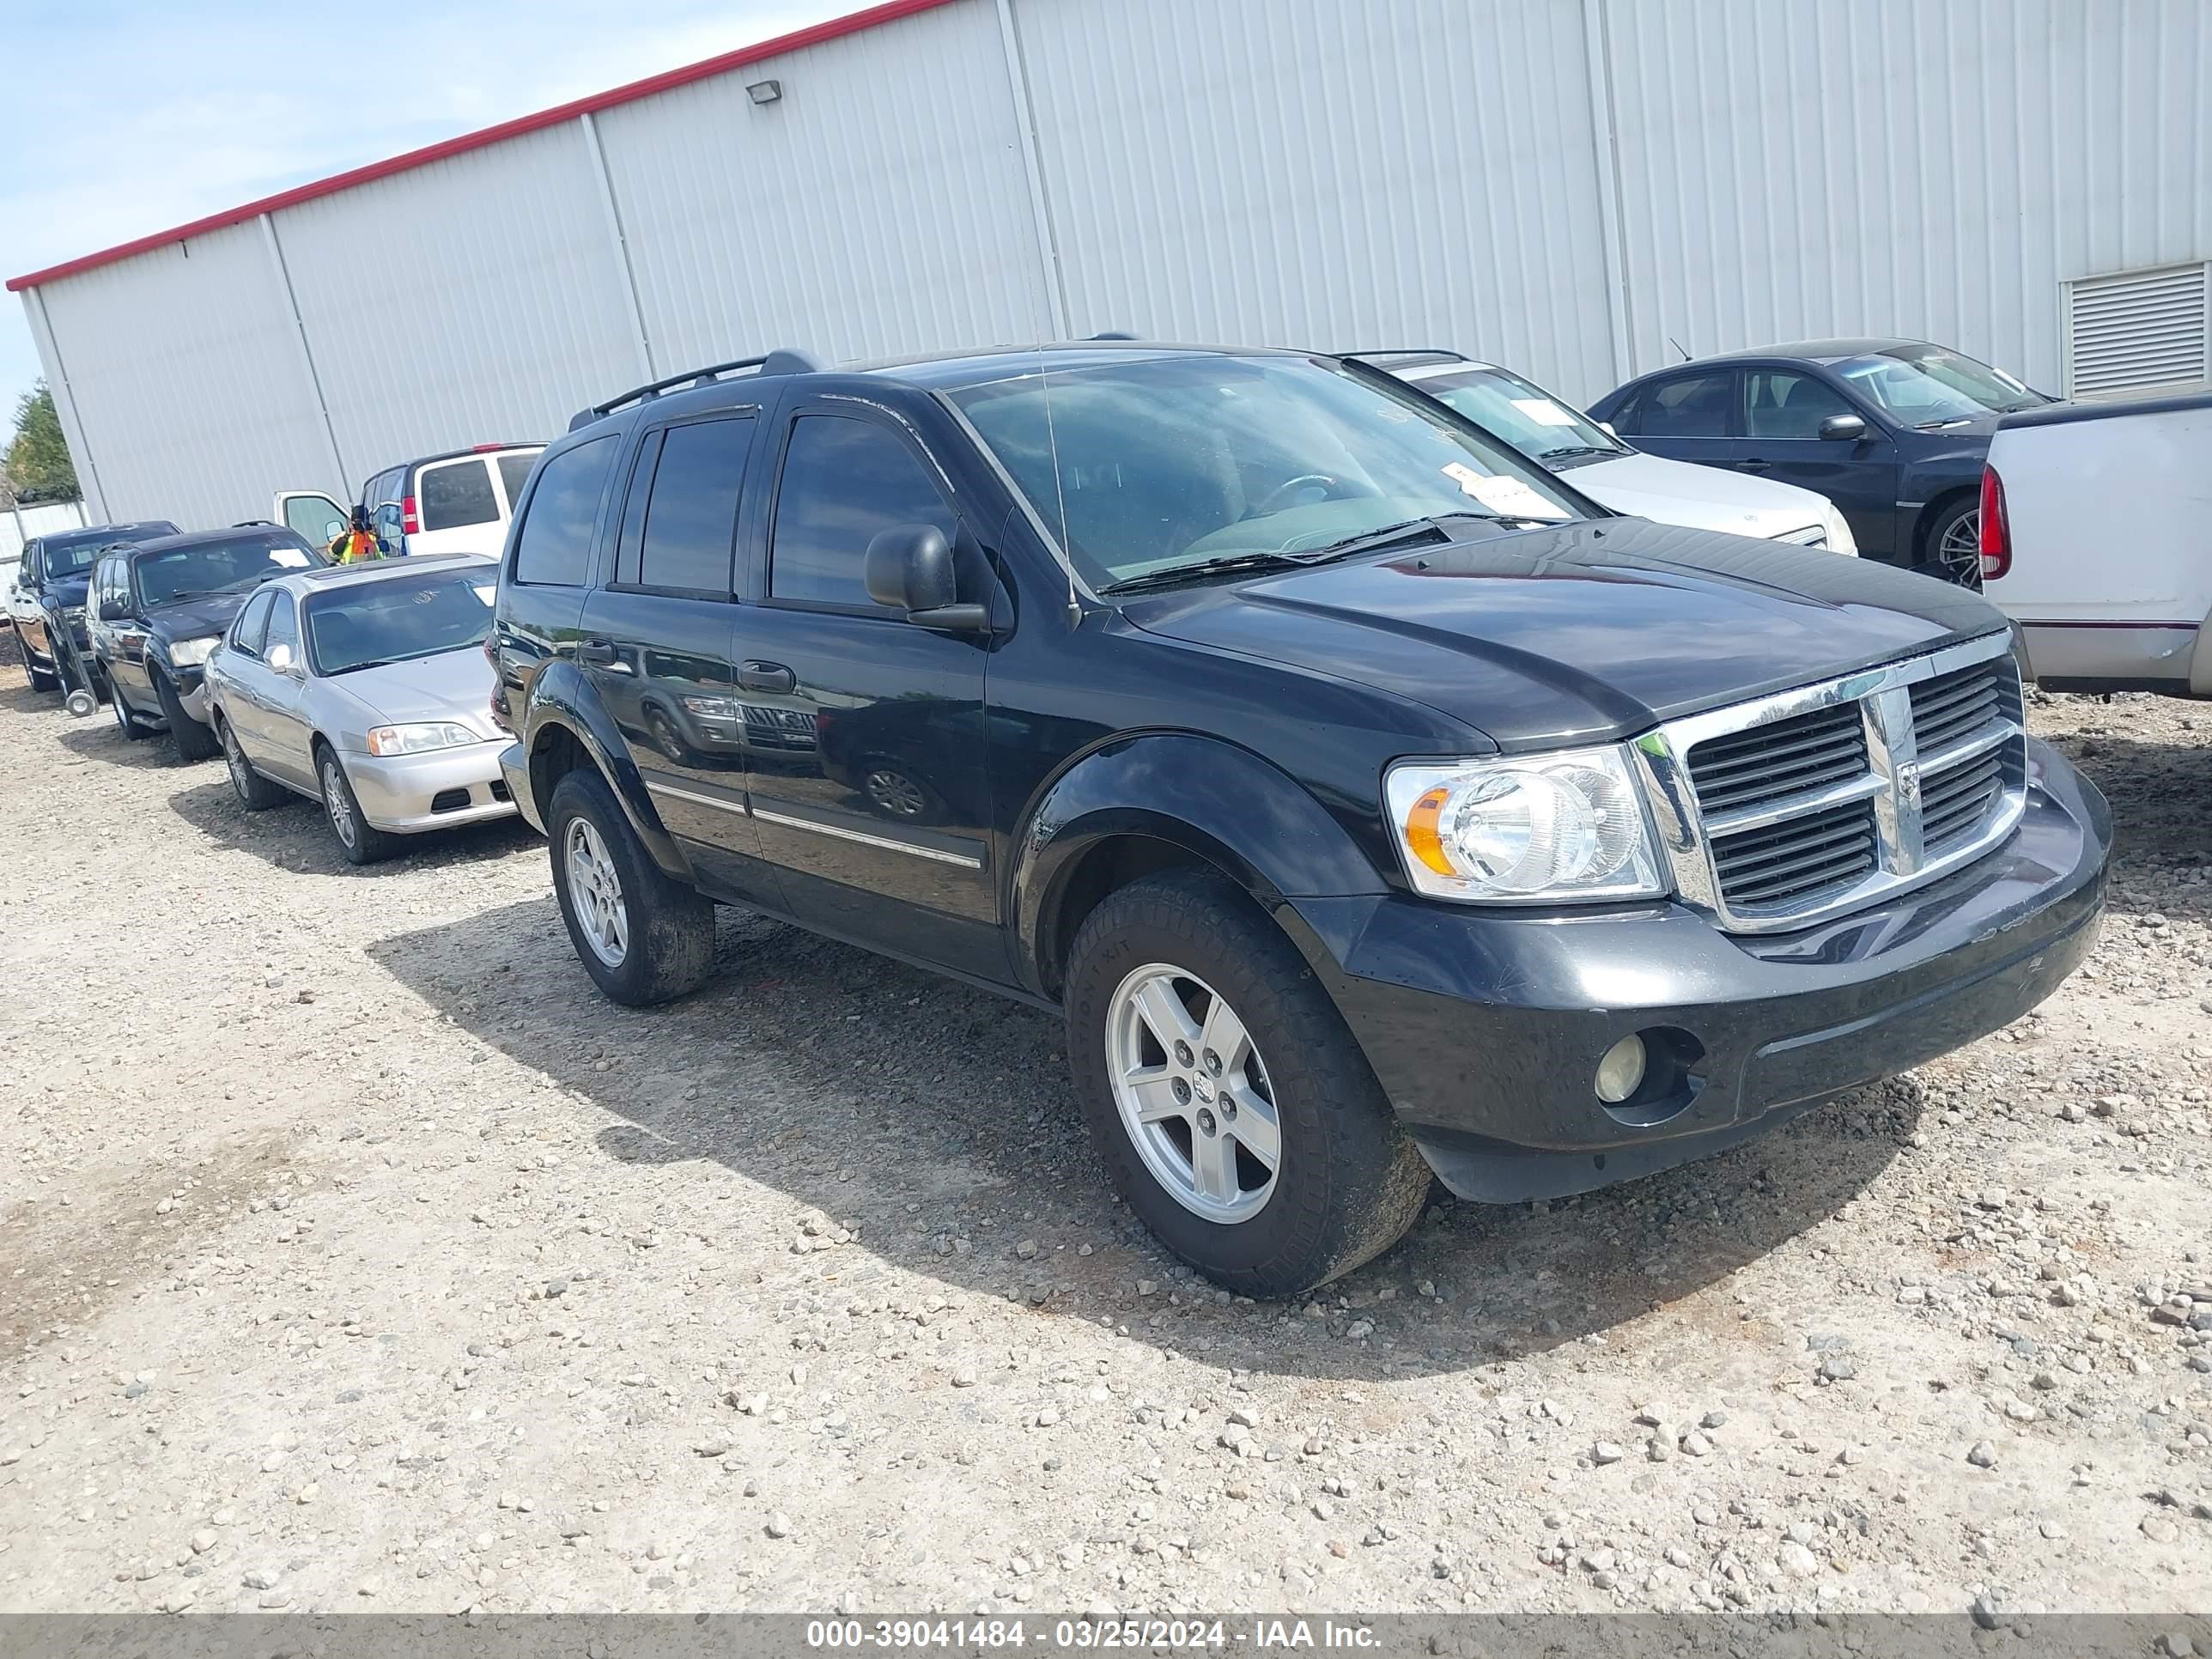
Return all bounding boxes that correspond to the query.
[167,636,218,668]
[60,603,86,621]
[681,695,737,718]
[366,722,480,756]
[1822,503,1858,556]
[1384,745,1667,903]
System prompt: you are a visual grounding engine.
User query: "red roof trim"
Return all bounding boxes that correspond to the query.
[6,0,959,293]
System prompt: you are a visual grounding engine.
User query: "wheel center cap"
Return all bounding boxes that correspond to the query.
[1190,1073,1216,1105]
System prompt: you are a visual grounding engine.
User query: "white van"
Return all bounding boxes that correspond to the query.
[1981,390,2212,692]
[276,443,544,559]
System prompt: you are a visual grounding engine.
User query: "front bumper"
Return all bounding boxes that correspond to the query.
[1293,737,2109,1202]
[173,667,211,724]
[497,742,544,834]
[343,739,518,834]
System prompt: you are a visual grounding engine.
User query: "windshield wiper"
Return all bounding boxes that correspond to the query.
[1536,443,1619,463]
[1294,512,1521,562]
[1100,552,1312,594]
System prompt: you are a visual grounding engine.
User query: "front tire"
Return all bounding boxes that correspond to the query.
[15,623,58,692]
[109,675,152,741]
[546,767,714,1006]
[151,669,219,761]
[317,744,399,864]
[1063,870,1430,1297]
[222,719,289,809]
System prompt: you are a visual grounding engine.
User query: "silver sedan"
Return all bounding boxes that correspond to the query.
[204,556,517,863]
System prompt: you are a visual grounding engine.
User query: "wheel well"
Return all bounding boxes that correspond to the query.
[529,722,590,813]
[1913,484,1978,562]
[1042,834,1231,1000]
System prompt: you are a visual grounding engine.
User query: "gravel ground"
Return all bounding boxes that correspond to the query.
[0,670,2207,1621]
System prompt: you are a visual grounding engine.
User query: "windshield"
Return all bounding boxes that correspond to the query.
[948,353,1586,589]
[41,533,131,577]
[306,570,495,675]
[137,534,320,606]
[1830,346,2047,424]
[1401,365,1626,465]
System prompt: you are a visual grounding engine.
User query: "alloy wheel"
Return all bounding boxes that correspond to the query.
[564,817,629,968]
[1107,962,1281,1224]
[1937,508,1983,586]
[322,760,358,849]
[865,767,927,819]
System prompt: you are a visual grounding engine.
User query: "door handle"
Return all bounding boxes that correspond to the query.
[577,638,627,672]
[738,660,796,694]
[1737,457,1772,471]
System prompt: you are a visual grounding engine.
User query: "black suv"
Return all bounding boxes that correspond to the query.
[86,526,327,758]
[13,521,179,696]
[490,343,2109,1296]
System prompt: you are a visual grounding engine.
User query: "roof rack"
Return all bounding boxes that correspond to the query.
[569,348,825,431]
[1087,330,1139,341]
[1337,348,1471,366]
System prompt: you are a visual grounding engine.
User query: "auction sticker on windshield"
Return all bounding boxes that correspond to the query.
[1441,462,1571,520]
[1510,396,1578,427]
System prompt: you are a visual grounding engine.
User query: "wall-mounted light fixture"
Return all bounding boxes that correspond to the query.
[746,80,783,106]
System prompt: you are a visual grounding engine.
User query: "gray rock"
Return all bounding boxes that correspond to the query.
[1966,1440,1998,1468]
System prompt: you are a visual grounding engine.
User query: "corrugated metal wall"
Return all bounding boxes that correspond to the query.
[20,0,2212,527]
[1012,0,1617,398]
[274,122,643,492]
[1601,0,2212,393]
[598,0,1054,371]
[31,222,334,523]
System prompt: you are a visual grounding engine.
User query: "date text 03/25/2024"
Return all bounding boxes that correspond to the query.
[802,1618,1378,1649]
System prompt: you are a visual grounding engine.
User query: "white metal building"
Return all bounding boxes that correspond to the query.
[14,0,2212,530]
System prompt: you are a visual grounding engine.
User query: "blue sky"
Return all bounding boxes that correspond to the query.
[0,0,848,434]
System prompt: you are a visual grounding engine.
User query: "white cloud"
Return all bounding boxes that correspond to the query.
[1,0,846,429]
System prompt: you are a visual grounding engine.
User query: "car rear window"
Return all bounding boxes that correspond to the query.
[419,459,500,532]
[511,437,616,586]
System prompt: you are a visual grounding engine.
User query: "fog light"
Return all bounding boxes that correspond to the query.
[1595,1034,1647,1104]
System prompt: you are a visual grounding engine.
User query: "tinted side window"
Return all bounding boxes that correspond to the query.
[497,453,538,510]
[770,416,954,609]
[264,592,300,662]
[636,417,751,595]
[1747,371,1855,439]
[612,433,662,587]
[420,459,500,531]
[512,436,617,587]
[232,589,275,659]
[1637,372,1738,438]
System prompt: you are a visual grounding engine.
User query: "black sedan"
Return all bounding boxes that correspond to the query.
[1587,338,2054,584]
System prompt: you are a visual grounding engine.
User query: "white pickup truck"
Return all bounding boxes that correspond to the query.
[1982,389,2212,692]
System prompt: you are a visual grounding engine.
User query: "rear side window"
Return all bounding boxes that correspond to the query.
[419,459,500,531]
[769,416,955,609]
[497,453,538,509]
[231,589,275,658]
[635,417,751,595]
[1633,372,1738,438]
[511,436,616,587]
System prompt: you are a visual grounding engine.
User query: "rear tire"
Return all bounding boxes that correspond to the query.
[151,669,219,761]
[1917,496,1982,588]
[1062,869,1430,1297]
[316,744,399,864]
[546,767,715,1006]
[222,718,289,810]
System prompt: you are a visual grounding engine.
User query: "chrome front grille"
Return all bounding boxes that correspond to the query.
[1636,632,2027,933]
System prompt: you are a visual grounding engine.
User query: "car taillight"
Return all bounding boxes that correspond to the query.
[1978,465,2011,582]
[401,495,420,536]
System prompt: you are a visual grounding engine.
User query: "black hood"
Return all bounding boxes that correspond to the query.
[45,574,89,610]
[1123,520,2008,751]
[145,591,255,641]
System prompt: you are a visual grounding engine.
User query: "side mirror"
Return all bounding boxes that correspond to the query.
[267,641,296,674]
[1817,413,1869,442]
[863,525,989,634]
[1595,421,1617,437]
[98,598,131,622]
[325,520,345,541]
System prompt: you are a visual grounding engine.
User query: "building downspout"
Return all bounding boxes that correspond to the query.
[1580,0,1635,387]
[21,287,108,521]
[994,0,1072,339]
[259,214,349,496]
[580,112,655,380]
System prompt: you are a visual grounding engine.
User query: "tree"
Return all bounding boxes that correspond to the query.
[6,384,78,503]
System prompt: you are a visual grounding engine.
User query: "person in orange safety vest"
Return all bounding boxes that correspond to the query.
[329,505,383,565]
